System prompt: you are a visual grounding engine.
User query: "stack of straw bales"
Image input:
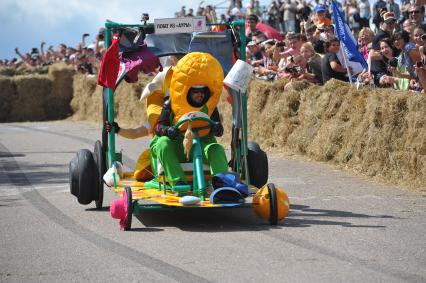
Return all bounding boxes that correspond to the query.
[0,63,73,122]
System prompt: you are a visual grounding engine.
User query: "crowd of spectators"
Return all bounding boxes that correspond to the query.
[174,0,425,92]
[0,29,106,76]
[2,0,425,93]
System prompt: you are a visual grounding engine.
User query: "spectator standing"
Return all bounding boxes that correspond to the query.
[267,1,282,31]
[408,5,426,30]
[386,0,401,23]
[297,0,312,23]
[246,0,262,18]
[204,5,217,24]
[373,0,387,31]
[370,12,398,60]
[280,0,297,33]
[345,0,361,34]
[297,0,312,33]
[313,4,332,28]
[313,24,335,54]
[186,8,194,17]
[246,14,267,43]
[358,0,371,29]
[231,0,246,19]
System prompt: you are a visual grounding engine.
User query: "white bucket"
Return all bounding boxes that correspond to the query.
[223,59,254,93]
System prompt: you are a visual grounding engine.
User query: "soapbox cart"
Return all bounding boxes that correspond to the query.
[68,16,289,230]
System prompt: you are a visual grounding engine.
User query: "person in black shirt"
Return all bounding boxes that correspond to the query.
[321,39,350,83]
[370,12,400,61]
[370,38,395,86]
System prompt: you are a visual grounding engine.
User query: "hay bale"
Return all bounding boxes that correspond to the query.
[70,74,102,122]
[70,74,152,128]
[0,67,16,76]
[70,73,425,191]
[7,75,52,121]
[47,63,75,119]
[0,76,17,121]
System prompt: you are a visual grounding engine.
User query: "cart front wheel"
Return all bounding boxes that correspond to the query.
[267,183,278,225]
[124,187,133,231]
[93,140,105,209]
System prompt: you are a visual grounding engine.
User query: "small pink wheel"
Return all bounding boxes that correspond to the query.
[110,187,133,230]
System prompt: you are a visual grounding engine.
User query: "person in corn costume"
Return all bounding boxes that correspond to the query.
[150,52,228,185]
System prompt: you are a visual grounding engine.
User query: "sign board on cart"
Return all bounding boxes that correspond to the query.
[154,17,207,34]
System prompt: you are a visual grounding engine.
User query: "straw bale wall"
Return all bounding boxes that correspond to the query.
[1,63,424,191]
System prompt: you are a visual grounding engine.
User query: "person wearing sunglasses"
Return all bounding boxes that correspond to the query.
[369,12,399,65]
[408,5,426,31]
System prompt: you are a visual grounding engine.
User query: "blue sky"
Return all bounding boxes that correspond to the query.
[0,0,271,60]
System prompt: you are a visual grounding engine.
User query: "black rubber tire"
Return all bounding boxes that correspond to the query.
[69,156,79,198]
[267,183,278,225]
[93,140,105,209]
[77,149,97,205]
[247,141,268,188]
[124,187,133,231]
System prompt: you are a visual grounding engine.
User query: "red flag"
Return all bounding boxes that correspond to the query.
[97,34,120,89]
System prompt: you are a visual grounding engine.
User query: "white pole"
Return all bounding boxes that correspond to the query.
[340,43,353,85]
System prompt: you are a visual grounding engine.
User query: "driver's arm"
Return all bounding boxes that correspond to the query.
[154,98,173,137]
[210,108,221,124]
[210,108,224,137]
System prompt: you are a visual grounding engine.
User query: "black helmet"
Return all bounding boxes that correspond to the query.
[187,85,211,107]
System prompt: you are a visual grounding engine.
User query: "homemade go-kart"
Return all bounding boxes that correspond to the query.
[69,15,290,230]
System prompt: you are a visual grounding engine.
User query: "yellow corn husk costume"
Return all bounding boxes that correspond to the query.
[149,52,228,185]
[169,52,224,123]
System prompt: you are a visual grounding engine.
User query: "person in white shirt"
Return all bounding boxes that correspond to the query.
[280,0,297,33]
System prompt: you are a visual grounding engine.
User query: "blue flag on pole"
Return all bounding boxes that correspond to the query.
[331,0,368,70]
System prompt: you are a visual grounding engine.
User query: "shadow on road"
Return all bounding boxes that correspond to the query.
[111,202,396,231]
[284,204,396,228]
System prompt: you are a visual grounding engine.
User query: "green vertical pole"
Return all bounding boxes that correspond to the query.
[232,20,250,184]
[192,132,205,201]
[104,25,116,168]
[233,20,246,61]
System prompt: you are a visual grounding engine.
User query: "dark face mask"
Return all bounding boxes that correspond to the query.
[187,86,211,107]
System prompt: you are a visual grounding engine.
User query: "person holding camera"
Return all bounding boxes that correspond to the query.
[413,27,426,49]
[370,38,407,88]
[300,42,323,84]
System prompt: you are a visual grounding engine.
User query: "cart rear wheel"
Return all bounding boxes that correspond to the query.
[247,141,268,188]
[267,183,278,225]
[69,157,79,198]
[124,187,133,231]
[93,140,105,209]
[77,149,97,205]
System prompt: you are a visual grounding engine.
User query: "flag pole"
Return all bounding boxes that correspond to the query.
[339,44,353,85]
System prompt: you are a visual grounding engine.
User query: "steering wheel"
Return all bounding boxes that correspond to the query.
[173,111,215,137]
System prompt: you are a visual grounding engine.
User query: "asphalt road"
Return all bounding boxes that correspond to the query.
[0,121,425,283]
